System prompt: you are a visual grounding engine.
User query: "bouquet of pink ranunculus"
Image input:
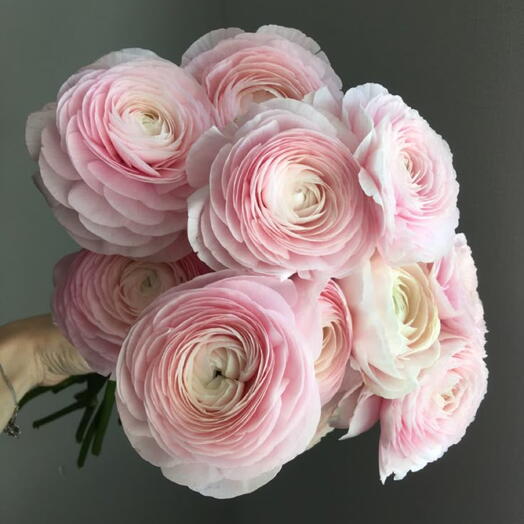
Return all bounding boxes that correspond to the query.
[24,25,487,498]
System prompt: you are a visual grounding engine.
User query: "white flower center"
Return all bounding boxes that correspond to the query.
[187,333,255,412]
[435,371,463,414]
[116,97,174,142]
[390,265,440,355]
[137,111,163,136]
[271,165,325,225]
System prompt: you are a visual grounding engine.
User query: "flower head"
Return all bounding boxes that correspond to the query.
[27,49,215,259]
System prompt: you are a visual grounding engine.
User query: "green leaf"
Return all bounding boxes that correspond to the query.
[19,372,116,468]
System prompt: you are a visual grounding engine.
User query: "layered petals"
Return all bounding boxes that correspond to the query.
[52,250,210,374]
[379,331,488,481]
[429,233,486,346]
[315,279,352,405]
[115,272,323,498]
[342,83,459,265]
[182,25,342,126]
[338,254,441,399]
[27,49,215,259]
[187,99,381,278]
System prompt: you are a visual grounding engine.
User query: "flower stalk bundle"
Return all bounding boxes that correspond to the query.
[23,25,487,498]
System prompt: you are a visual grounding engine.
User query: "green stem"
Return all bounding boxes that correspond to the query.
[33,401,84,428]
[50,375,88,393]
[77,414,98,468]
[19,375,92,409]
[75,404,96,443]
[91,380,116,456]
[19,386,52,409]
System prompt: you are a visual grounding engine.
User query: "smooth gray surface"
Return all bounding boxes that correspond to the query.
[1,1,522,523]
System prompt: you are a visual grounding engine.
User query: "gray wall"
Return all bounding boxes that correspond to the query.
[1,1,522,523]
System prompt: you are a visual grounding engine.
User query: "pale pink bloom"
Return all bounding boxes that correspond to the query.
[311,277,382,445]
[187,98,380,279]
[308,279,353,447]
[338,254,441,399]
[315,279,352,405]
[182,25,342,126]
[26,49,215,259]
[52,250,210,374]
[342,83,459,265]
[116,272,323,498]
[379,331,488,482]
[429,233,486,345]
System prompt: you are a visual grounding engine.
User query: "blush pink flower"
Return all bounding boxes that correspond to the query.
[182,25,342,126]
[26,49,215,260]
[342,83,459,265]
[379,331,488,482]
[307,279,353,446]
[52,250,210,374]
[429,233,486,345]
[309,279,383,446]
[338,254,441,399]
[187,98,380,279]
[115,272,323,498]
[315,279,352,405]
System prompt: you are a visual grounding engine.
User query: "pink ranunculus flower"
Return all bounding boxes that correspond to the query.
[307,279,353,447]
[315,279,352,405]
[26,49,215,260]
[379,331,488,482]
[187,98,381,279]
[338,254,441,399]
[429,233,486,345]
[52,250,210,374]
[182,25,342,127]
[342,83,459,265]
[115,272,323,498]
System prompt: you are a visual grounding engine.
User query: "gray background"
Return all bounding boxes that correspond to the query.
[0,0,522,522]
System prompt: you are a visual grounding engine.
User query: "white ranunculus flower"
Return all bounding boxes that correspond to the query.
[338,254,440,399]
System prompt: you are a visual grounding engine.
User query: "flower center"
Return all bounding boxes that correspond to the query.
[271,165,325,225]
[249,88,277,104]
[118,263,168,318]
[391,265,440,354]
[139,270,160,296]
[392,274,409,324]
[402,151,414,174]
[238,87,280,114]
[116,97,173,141]
[435,372,463,413]
[316,324,337,375]
[188,334,251,411]
[400,148,427,196]
[137,111,163,136]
